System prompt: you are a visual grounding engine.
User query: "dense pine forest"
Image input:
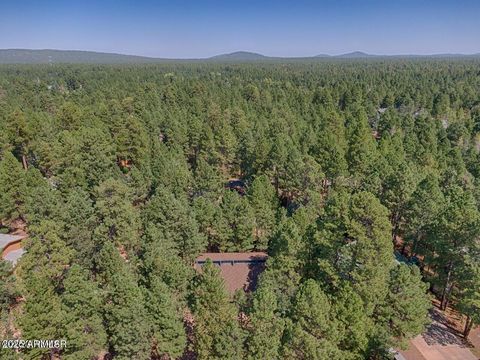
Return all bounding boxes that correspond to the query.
[0,60,480,359]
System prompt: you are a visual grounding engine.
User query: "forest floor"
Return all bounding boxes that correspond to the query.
[399,299,478,360]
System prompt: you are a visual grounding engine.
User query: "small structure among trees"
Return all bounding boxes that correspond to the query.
[0,233,26,265]
[194,252,267,293]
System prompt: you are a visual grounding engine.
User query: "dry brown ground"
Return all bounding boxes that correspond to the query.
[400,300,478,360]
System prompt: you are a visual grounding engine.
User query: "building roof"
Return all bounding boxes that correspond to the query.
[195,252,268,263]
[3,248,25,265]
[194,252,268,294]
[0,234,25,249]
[0,234,27,265]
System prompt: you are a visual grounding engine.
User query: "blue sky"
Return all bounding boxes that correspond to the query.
[0,0,479,58]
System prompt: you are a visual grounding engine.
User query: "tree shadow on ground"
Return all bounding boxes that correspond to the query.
[423,308,469,347]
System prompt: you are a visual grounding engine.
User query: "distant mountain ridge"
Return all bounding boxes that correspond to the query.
[336,51,376,58]
[0,49,165,64]
[0,49,479,64]
[209,51,267,60]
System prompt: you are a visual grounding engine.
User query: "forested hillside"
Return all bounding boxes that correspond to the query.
[1,49,479,64]
[0,60,480,359]
[0,49,163,64]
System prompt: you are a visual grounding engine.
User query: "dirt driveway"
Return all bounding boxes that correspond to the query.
[399,307,477,360]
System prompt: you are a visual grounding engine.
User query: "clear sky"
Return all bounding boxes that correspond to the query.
[0,0,479,58]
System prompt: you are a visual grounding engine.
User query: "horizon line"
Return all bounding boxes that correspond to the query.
[1,48,479,60]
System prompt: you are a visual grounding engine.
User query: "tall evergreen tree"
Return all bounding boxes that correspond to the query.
[97,242,151,360]
[61,265,108,360]
[94,178,142,254]
[143,187,206,261]
[380,264,431,347]
[345,106,377,186]
[217,189,255,251]
[262,219,304,314]
[141,225,192,296]
[457,256,480,337]
[315,191,394,314]
[52,127,117,191]
[282,279,346,360]
[4,109,31,169]
[247,175,278,250]
[0,260,18,360]
[313,109,348,182]
[246,286,284,359]
[0,152,27,224]
[333,284,371,357]
[145,277,187,358]
[403,174,444,258]
[433,186,480,310]
[61,189,96,265]
[192,260,244,360]
[18,277,67,360]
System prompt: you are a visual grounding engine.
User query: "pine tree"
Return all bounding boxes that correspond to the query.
[145,277,187,358]
[193,195,219,249]
[315,191,394,314]
[17,277,67,360]
[18,220,74,287]
[218,189,255,251]
[333,284,371,356]
[404,174,444,257]
[15,220,73,359]
[61,189,96,265]
[192,157,224,199]
[53,127,117,191]
[246,286,284,359]
[208,103,238,169]
[4,109,30,169]
[457,254,480,337]
[282,279,346,360]
[192,260,244,360]
[0,260,16,313]
[0,260,18,360]
[433,186,480,310]
[97,242,151,360]
[151,143,192,196]
[111,111,150,170]
[61,265,108,360]
[143,187,206,261]
[141,225,192,296]
[0,152,27,224]
[313,109,348,182]
[247,175,278,250]
[23,167,61,227]
[267,133,289,197]
[124,164,153,203]
[377,135,417,240]
[345,106,377,186]
[94,178,142,253]
[262,219,304,314]
[381,264,431,347]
